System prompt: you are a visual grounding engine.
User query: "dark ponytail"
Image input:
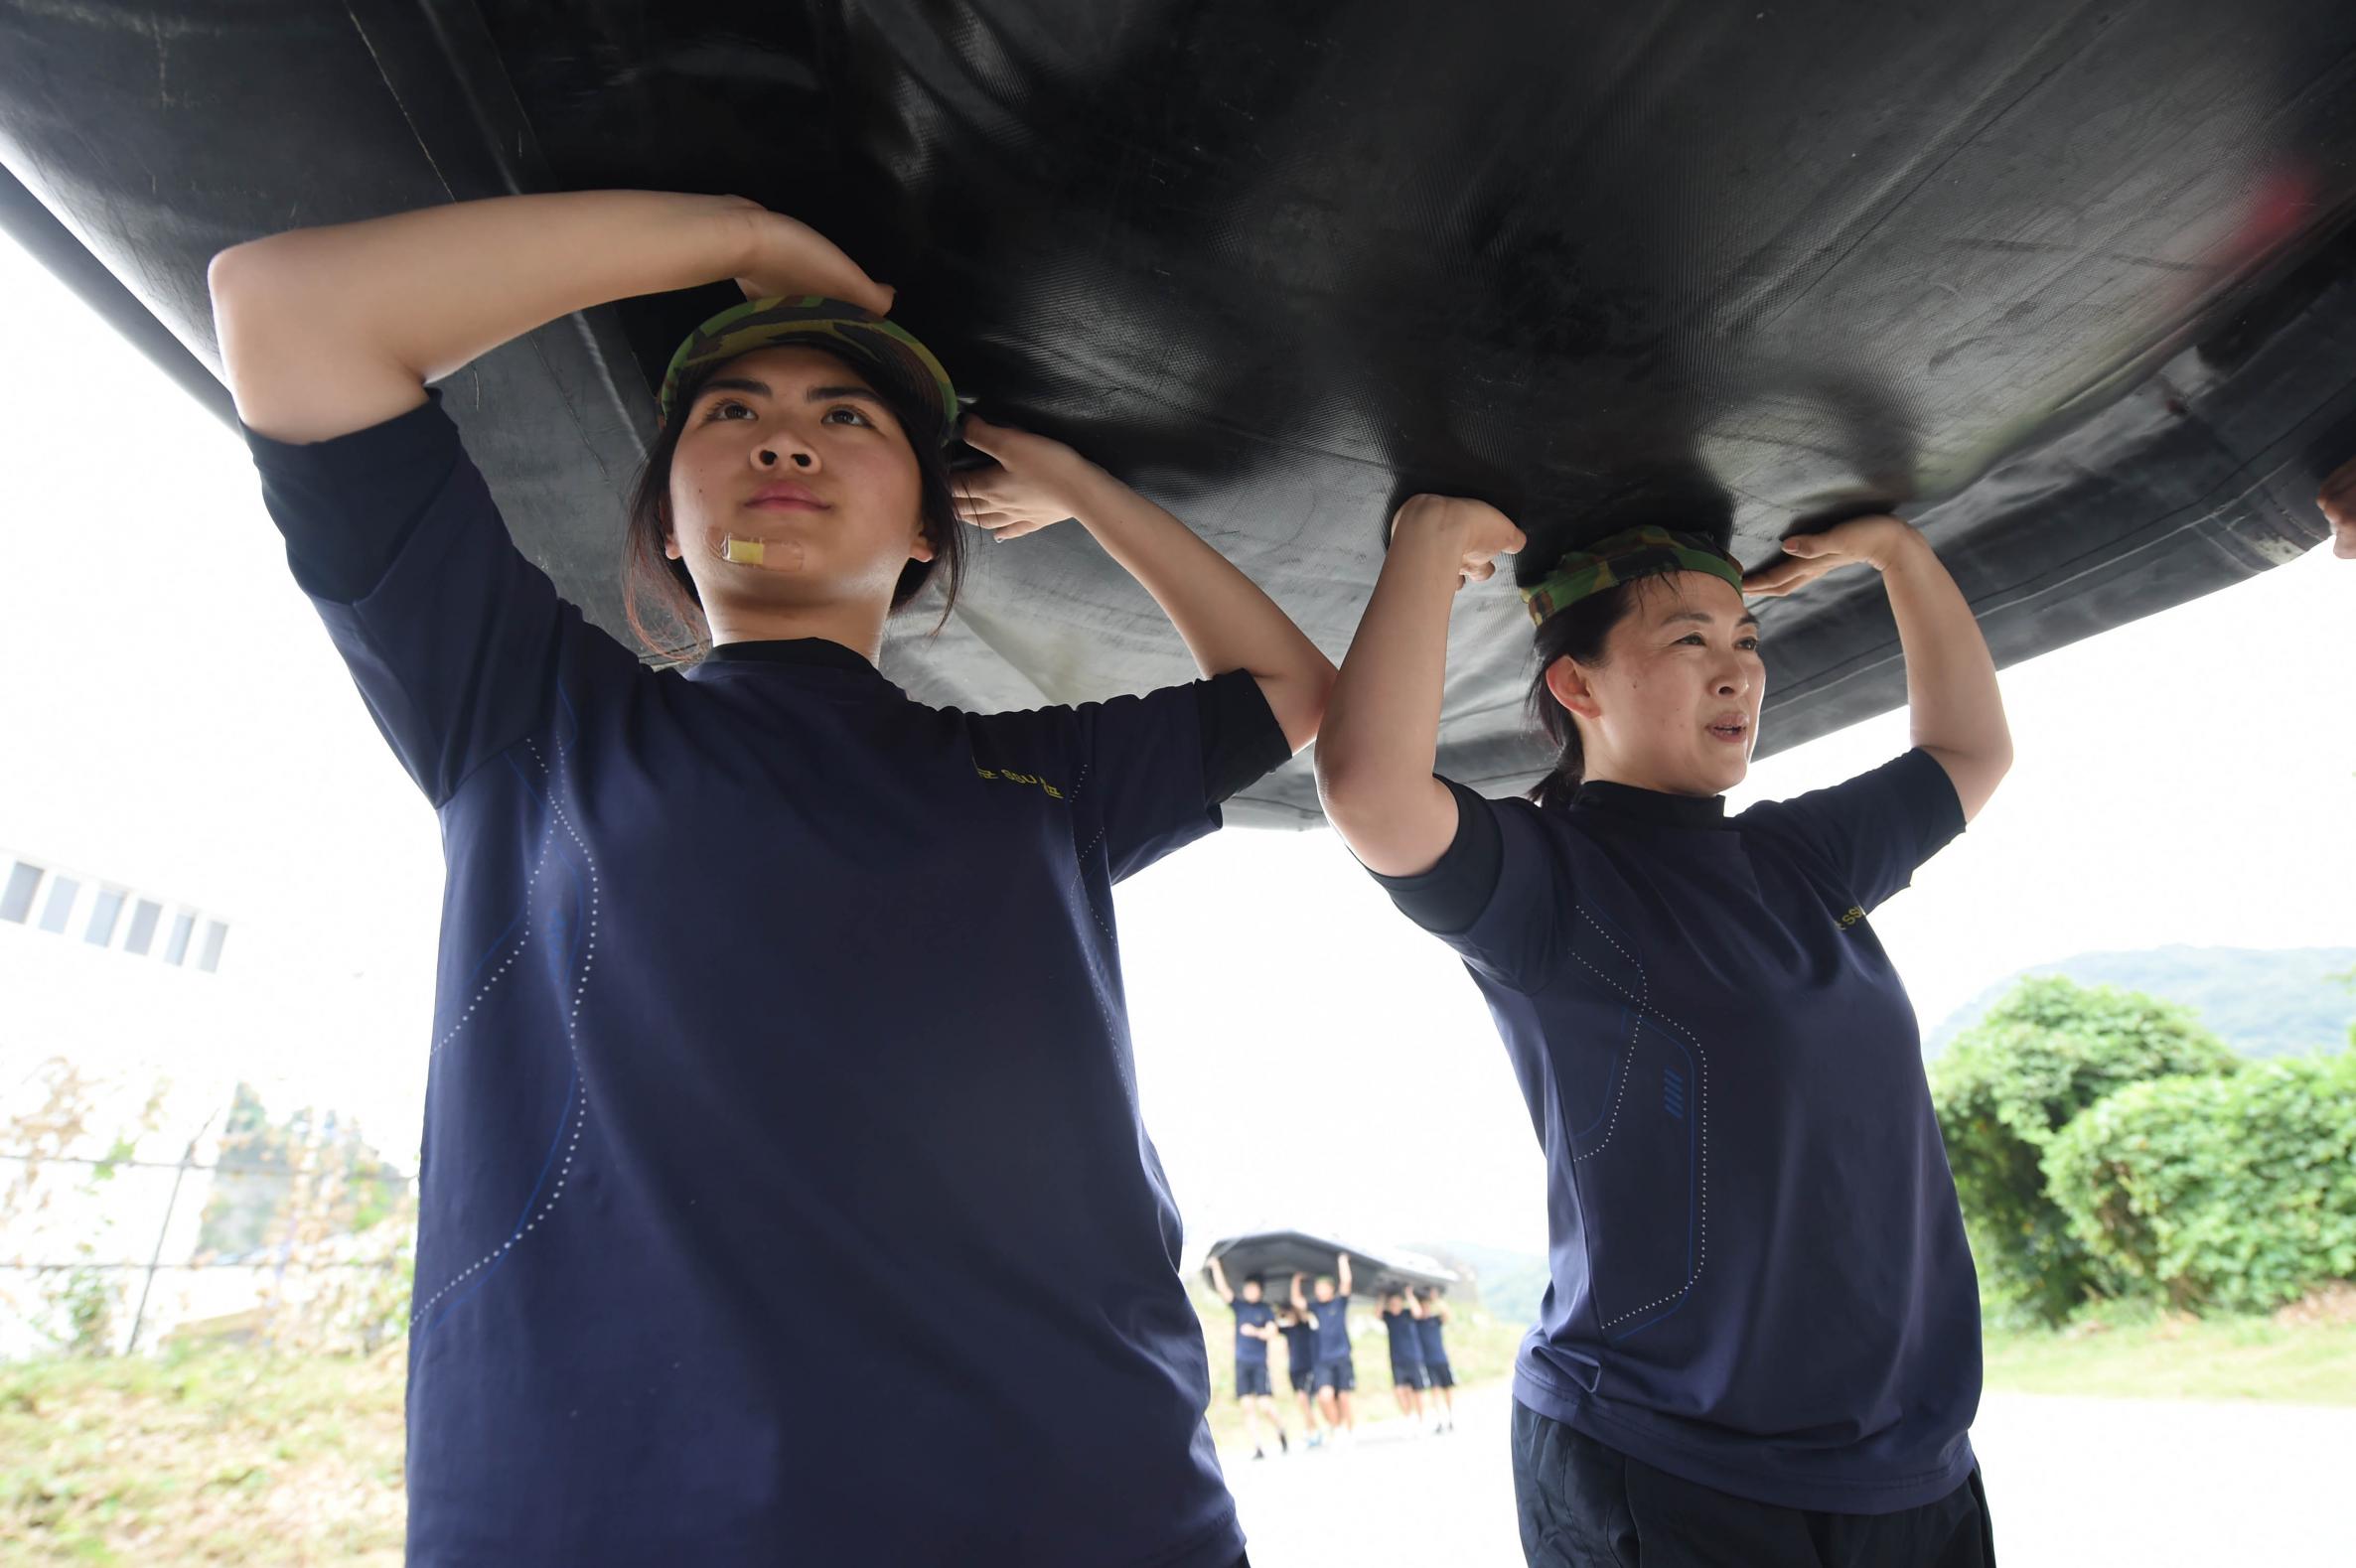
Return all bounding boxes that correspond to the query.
[1524,580,1650,808]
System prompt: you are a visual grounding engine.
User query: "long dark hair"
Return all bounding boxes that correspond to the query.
[620,350,967,661]
[1524,578,1653,809]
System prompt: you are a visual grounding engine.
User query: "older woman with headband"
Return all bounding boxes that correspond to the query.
[1317,499,2010,1568]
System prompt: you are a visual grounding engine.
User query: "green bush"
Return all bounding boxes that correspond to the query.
[2043,1052,2356,1313]
[1930,977,2240,1325]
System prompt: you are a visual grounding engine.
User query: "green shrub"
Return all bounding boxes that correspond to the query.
[1930,977,2239,1325]
[2043,1052,2356,1313]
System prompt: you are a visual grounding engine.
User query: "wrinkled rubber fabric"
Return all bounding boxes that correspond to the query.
[4,2,2352,824]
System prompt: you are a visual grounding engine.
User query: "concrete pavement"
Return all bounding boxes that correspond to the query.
[1221,1382,2356,1565]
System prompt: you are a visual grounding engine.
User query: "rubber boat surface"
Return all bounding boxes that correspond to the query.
[4,3,2351,822]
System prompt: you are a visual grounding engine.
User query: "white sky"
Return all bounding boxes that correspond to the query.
[3,230,2350,1265]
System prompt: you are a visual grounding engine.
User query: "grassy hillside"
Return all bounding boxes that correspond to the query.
[2,1342,405,1564]
[1981,1288,2356,1402]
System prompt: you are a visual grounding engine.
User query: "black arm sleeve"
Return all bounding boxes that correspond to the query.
[245,389,459,604]
[1740,749,1968,913]
[1369,778,1504,934]
[1194,669,1295,805]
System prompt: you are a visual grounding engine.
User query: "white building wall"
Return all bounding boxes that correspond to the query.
[1,844,251,1357]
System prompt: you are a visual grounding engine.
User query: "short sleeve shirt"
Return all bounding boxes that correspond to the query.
[1307,1295,1353,1364]
[1382,1308,1426,1365]
[1230,1300,1275,1365]
[1374,760,1978,1514]
[244,392,1289,1568]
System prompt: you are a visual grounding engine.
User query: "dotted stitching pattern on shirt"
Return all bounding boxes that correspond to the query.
[407,735,598,1331]
[1563,904,1711,1331]
[426,805,554,1066]
[1058,757,1116,943]
[1565,913,1645,1167]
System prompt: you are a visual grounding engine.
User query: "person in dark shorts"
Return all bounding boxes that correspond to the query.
[1292,1253,1357,1446]
[1277,1294,1320,1443]
[211,190,1335,1567]
[1209,1256,1288,1460]
[1414,1288,1457,1433]
[1379,1288,1431,1426]
[1318,499,2010,1566]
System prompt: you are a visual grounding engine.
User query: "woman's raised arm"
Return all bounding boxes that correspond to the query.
[1315,496,1526,874]
[1744,515,2012,821]
[210,192,890,443]
[951,417,1338,752]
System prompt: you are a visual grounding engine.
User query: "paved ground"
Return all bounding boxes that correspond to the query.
[1221,1382,2356,1565]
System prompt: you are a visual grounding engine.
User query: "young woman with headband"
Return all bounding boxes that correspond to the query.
[1316,499,2010,1567]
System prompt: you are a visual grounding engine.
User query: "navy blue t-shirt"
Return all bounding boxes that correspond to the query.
[1414,1311,1448,1365]
[245,393,1291,1568]
[1280,1319,1315,1371]
[1375,760,1978,1514]
[1306,1295,1352,1365]
[1381,1307,1426,1366]
[1230,1300,1275,1366]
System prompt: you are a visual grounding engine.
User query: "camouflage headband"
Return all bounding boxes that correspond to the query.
[656,295,961,440]
[1520,525,1746,626]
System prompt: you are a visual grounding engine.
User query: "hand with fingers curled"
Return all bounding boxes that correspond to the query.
[724,199,896,317]
[2318,455,2356,560]
[952,416,1106,541]
[1388,494,1527,589]
[1741,513,1927,599]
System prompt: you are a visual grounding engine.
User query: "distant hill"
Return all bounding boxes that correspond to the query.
[1925,946,2356,1060]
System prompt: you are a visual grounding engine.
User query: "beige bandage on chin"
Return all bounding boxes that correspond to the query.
[708,527,805,572]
